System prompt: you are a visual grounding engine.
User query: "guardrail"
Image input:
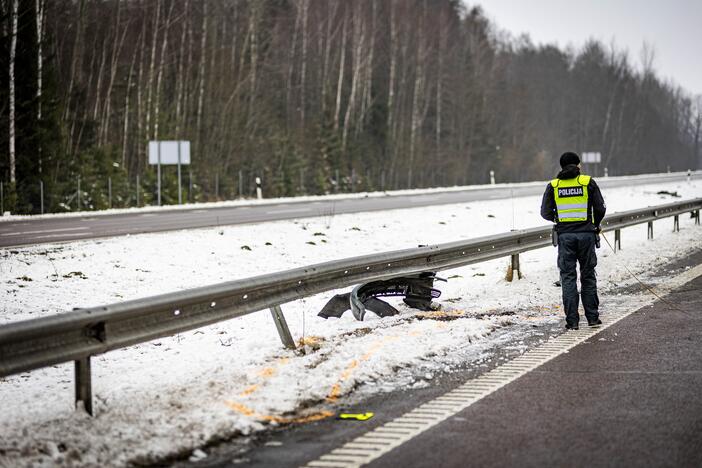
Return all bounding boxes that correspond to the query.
[1,198,701,415]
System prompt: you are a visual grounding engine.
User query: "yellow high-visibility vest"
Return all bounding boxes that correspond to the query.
[551,175,591,222]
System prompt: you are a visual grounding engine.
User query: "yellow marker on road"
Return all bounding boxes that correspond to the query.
[338,412,374,421]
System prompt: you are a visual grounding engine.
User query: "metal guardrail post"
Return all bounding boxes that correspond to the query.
[614,229,621,251]
[270,305,296,350]
[74,356,93,416]
[696,210,701,226]
[673,215,679,232]
[510,253,522,281]
[647,221,653,239]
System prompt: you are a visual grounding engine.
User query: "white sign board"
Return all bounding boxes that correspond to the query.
[581,152,602,164]
[149,141,191,165]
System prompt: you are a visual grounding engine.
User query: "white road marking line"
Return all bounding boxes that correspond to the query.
[32,232,93,239]
[265,208,313,215]
[301,262,702,468]
[408,196,444,202]
[1,226,89,236]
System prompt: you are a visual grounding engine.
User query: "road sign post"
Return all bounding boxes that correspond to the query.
[581,152,602,176]
[177,142,182,204]
[149,141,190,206]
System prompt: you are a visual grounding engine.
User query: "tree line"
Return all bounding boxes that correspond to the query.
[2,0,701,214]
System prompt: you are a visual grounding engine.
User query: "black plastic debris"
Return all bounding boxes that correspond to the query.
[318,272,444,321]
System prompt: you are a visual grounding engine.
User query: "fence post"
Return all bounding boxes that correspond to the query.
[256,177,262,199]
[299,168,304,194]
[74,356,93,416]
[108,177,112,208]
[614,229,621,251]
[189,170,193,203]
[238,170,243,198]
[647,221,653,239]
[490,170,495,185]
[270,305,296,350]
[40,180,44,214]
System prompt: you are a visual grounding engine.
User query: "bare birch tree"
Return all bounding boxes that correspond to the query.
[36,0,45,173]
[196,1,207,138]
[153,1,174,141]
[9,0,18,184]
[144,0,162,141]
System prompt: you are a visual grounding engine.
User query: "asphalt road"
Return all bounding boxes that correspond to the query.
[181,250,702,468]
[365,274,702,468]
[0,172,698,248]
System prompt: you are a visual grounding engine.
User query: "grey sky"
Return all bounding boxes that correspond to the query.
[475,0,702,96]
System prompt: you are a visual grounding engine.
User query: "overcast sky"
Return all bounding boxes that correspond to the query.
[475,0,702,97]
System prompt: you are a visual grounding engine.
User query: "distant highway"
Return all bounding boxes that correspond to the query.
[0,172,698,248]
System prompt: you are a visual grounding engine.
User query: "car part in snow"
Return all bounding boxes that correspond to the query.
[318,272,445,321]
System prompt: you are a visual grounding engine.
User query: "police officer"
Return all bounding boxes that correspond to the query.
[541,152,606,330]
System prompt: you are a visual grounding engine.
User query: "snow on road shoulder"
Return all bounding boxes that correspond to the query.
[0,180,700,467]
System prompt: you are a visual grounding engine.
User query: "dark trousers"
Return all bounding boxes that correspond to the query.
[557,232,599,326]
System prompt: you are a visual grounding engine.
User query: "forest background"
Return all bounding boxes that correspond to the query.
[2,0,701,214]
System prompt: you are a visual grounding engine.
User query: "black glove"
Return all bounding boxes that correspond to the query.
[594,226,601,249]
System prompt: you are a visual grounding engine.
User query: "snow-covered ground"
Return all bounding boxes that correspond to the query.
[1,179,701,467]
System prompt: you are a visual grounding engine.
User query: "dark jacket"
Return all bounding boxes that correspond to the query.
[540,165,606,233]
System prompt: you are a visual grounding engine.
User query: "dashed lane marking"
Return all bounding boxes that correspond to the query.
[301,262,702,468]
[1,226,89,236]
[32,232,94,240]
[265,208,313,215]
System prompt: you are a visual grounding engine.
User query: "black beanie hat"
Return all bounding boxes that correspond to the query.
[559,152,580,168]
